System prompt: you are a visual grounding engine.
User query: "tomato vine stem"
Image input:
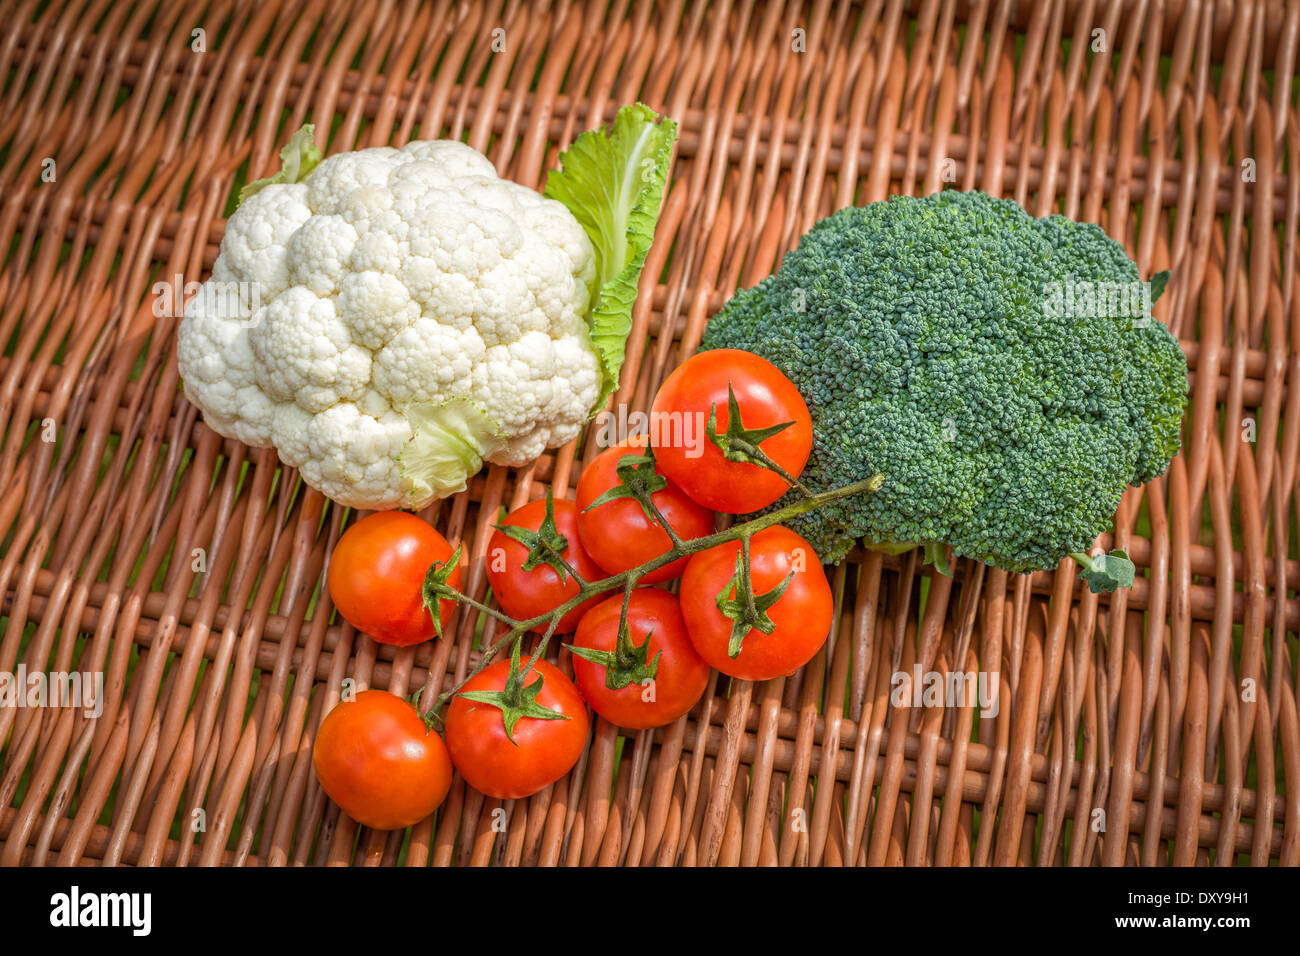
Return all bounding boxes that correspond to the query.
[416,472,884,725]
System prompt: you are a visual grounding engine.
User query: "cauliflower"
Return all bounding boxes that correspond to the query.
[178,106,676,510]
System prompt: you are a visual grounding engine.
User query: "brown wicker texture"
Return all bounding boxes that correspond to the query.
[1,0,1298,868]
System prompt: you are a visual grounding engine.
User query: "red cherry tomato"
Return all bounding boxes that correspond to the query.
[328,512,460,647]
[312,689,453,830]
[571,589,711,729]
[486,497,605,633]
[444,658,590,800]
[679,525,833,681]
[650,348,812,513]
[576,436,714,584]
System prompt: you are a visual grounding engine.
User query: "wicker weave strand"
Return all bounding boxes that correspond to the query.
[0,0,1297,867]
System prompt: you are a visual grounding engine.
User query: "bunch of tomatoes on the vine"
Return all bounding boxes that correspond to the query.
[312,349,854,831]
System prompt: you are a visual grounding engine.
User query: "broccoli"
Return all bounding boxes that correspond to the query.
[699,190,1187,589]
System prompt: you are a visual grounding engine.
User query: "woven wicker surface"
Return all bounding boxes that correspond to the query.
[1,0,1298,867]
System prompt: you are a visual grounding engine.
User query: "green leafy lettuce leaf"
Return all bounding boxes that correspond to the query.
[543,102,677,413]
[237,124,321,207]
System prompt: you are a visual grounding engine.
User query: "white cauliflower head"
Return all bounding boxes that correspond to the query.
[178,138,603,509]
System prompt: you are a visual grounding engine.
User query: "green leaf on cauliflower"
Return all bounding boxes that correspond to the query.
[401,400,507,503]
[237,124,321,207]
[543,102,677,413]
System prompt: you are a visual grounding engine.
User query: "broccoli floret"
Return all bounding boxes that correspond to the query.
[699,190,1188,580]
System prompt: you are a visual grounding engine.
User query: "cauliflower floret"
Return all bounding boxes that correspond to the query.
[178,293,246,432]
[286,215,358,296]
[336,271,421,350]
[218,183,313,301]
[399,139,497,178]
[271,403,315,468]
[177,134,602,510]
[307,148,405,215]
[299,403,412,504]
[248,288,373,414]
[372,319,483,407]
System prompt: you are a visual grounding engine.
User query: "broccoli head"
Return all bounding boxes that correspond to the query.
[699,189,1188,576]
